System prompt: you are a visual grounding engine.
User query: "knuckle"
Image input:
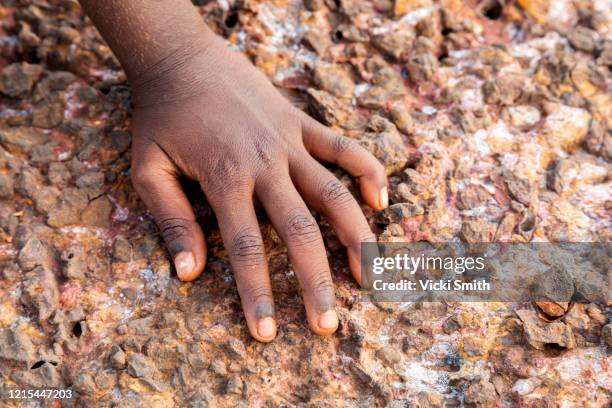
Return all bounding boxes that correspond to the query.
[230,230,266,265]
[284,208,320,245]
[157,216,193,245]
[357,230,377,245]
[242,283,273,305]
[254,138,274,169]
[308,274,335,296]
[204,156,246,194]
[320,178,353,208]
[331,135,355,154]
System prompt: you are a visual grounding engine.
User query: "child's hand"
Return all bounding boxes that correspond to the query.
[129,35,387,341]
[77,0,388,341]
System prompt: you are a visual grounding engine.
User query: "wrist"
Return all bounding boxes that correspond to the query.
[129,27,224,108]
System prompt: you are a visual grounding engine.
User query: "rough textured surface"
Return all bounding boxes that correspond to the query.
[0,0,610,407]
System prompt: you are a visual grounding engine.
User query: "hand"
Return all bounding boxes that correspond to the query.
[129,33,388,342]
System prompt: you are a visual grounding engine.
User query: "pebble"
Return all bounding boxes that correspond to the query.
[0,328,36,363]
[511,378,540,396]
[0,173,14,198]
[109,345,126,370]
[375,347,402,367]
[113,235,133,262]
[224,375,244,395]
[127,353,158,379]
[226,337,247,360]
[80,195,112,228]
[406,52,438,84]
[312,63,355,99]
[506,105,541,131]
[0,62,44,97]
[460,219,492,243]
[371,28,415,61]
[465,379,498,407]
[383,203,424,223]
[18,237,55,271]
[22,266,60,321]
[516,309,576,350]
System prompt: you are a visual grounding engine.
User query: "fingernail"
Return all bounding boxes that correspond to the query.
[174,251,195,280]
[379,186,389,209]
[257,317,276,338]
[318,310,338,330]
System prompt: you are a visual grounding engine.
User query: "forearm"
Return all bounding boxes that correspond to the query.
[79,0,220,102]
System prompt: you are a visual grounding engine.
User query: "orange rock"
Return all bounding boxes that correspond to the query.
[394,0,433,17]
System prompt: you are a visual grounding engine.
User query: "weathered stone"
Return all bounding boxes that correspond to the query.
[46,187,89,227]
[389,101,414,134]
[127,353,158,379]
[542,105,591,152]
[307,88,347,126]
[113,235,133,262]
[301,29,331,56]
[360,117,409,174]
[465,379,497,407]
[516,309,576,350]
[32,186,60,214]
[0,173,14,198]
[226,337,247,360]
[375,347,402,367]
[32,95,65,129]
[0,62,44,97]
[406,52,438,84]
[457,184,490,210]
[0,127,47,153]
[460,220,492,243]
[383,203,424,223]
[511,377,540,396]
[567,27,598,53]
[0,328,36,363]
[22,266,59,321]
[506,105,541,131]
[18,237,55,271]
[312,64,355,99]
[357,85,397,109]
[224,375,244,395]
[109,345,127,369]
[371,28,415,61]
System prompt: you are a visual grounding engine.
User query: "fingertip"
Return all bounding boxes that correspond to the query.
[257,317,277,341]
[314,310,339,335]
[174,250,206,281]
[379,186,389,209]
[246,316,277,342]
[360,179,388,211]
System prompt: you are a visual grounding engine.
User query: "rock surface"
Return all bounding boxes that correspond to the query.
[0,0,609,407]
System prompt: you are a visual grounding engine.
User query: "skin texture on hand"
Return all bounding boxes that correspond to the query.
[79,0,388,342]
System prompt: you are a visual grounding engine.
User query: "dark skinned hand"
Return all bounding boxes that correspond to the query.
[79,0,388,342]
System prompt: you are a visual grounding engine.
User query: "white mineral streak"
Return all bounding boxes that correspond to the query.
[398,6,437,26]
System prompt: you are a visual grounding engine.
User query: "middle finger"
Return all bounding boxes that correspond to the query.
[256,173,338,335]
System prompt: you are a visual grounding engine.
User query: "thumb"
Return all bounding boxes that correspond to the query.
[131,142,207,281]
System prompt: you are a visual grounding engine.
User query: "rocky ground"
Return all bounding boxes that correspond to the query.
[0,0,610,407]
